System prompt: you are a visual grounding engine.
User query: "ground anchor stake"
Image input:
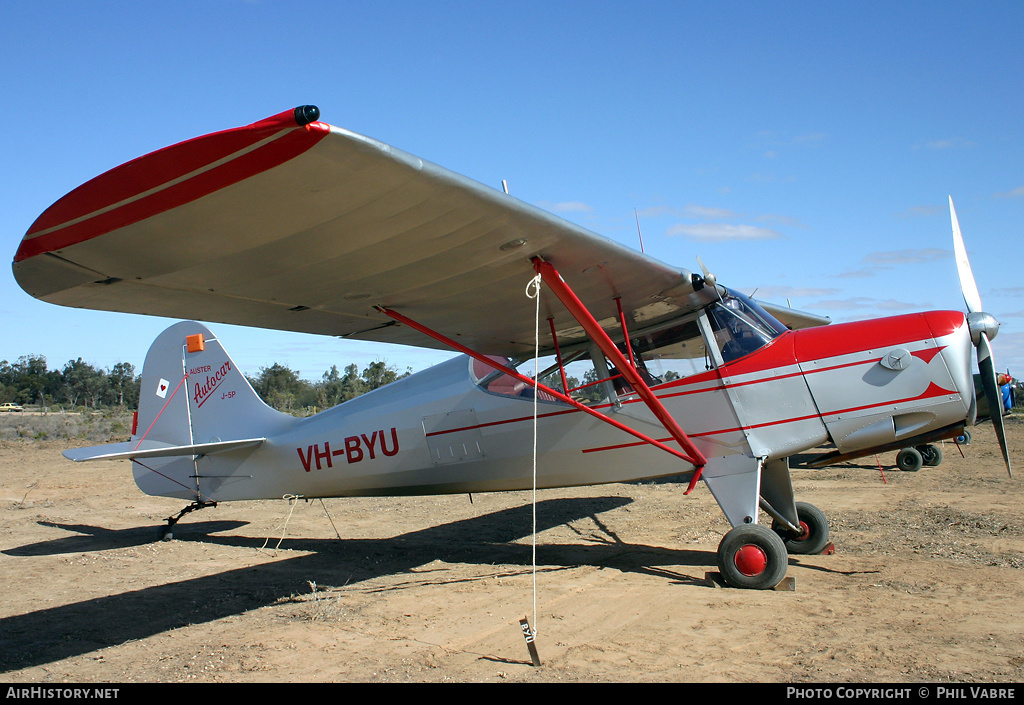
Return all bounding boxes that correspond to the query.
[519,616,541,667]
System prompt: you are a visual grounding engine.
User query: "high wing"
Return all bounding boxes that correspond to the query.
[13,106,817,357]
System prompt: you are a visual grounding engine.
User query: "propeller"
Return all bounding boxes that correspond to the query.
[696,255,717,288]
[950,196,1012,477]
[695,255,725,303]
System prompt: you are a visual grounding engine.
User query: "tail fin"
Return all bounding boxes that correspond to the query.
[131,321,295,500]
[65,321,296,501]
[135,321,286,445]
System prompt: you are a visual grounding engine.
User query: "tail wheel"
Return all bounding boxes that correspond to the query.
[918,444,943,467]
[772,501,830,555]
[716,524,788,589]
[896,447,923,472]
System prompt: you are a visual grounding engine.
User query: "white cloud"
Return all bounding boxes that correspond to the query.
[637,204,741,219]
[994,186,1024,199]
[809,296,925,314]
[666,223,782,241]
[684,204,741,219]
[754,213,807,229]
[862,248,949,266]
[835,268,877,279]
[745,286,842,299]
[543,201,593,213]
[895,204,945,219]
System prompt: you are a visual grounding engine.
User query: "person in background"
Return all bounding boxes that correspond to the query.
[998,373,1014,412]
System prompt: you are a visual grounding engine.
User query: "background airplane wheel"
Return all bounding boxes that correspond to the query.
[918,444,943,467]
[716,524,788,589]
[772,501,830,555]
[896,447,923,472]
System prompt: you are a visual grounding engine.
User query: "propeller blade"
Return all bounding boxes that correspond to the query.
[977,332,1012,477]
[696,256,716,286]
[950,196,983,314]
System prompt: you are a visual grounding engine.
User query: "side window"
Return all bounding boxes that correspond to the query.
[471,350,612,405]
[629,317,712,383]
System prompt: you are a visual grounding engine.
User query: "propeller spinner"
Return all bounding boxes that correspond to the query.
[950,196,1012,477]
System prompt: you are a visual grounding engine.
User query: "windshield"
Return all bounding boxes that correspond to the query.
[706,289,785,363]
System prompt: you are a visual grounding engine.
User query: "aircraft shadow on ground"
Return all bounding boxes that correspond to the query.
[0,495,724,672]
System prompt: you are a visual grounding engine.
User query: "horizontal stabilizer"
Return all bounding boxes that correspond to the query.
[63,437,266,463]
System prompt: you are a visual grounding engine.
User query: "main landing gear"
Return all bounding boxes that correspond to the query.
[895,444,944,472]
[715,501,830,589]
[717,524,788,590]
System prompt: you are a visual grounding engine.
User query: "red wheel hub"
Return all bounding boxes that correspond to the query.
[734,544,768,576]
[796,521,810,541]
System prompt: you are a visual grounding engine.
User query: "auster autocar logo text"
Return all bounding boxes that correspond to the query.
[193,361,233,408]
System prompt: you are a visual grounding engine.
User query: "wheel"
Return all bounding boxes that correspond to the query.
[896,447,923,472]
[772,501,830,555]
[716,524,789,589]
[917,444,943,467]
[955,430,972,445]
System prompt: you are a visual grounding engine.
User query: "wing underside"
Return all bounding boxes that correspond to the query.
[14,108,797,356]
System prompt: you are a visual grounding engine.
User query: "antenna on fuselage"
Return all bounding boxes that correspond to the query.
[634,208,645,253]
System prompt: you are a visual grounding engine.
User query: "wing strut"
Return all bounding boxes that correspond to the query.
[377,307,705,470]
[377,260,707,473]
[532,258,707,469]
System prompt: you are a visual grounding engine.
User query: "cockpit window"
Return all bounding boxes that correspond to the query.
[470,351,608,404]
[626,317,710,383]
[706,289,785,363]
[470,288,789,403]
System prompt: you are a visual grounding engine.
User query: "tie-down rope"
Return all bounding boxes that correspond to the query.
[525,273,542,644]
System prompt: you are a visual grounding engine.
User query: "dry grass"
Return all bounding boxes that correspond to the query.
[0,409,134,444]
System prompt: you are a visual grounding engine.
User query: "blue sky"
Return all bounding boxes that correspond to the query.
[3,2,1023,380]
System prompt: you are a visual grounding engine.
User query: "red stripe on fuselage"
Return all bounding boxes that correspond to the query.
[446,312,964,453]
[581,380,956,455]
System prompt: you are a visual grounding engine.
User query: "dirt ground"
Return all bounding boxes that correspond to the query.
[1,418,1023,683]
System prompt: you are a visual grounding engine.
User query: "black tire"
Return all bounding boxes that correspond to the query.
[716,524,789,589]
[772,501,830,555]
[918,444,943,467]
[896,447,923,472]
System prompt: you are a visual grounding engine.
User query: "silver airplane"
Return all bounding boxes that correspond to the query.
[13,107,1012,589]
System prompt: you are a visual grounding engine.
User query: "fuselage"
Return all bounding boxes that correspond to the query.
[182,308,974,503]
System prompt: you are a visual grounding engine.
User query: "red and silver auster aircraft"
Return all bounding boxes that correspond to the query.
[12,106,1012,589]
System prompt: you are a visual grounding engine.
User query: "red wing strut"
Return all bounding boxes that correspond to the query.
[532,258,707,468]
[378,259,707,474]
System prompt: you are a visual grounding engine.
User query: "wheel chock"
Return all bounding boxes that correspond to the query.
[704,571,797,591]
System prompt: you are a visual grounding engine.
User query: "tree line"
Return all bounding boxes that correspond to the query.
[0,355,410,413]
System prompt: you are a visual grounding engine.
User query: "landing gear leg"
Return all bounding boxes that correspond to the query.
[918,444,944,467]
[716,524,789,589]
[160,501,217,541]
